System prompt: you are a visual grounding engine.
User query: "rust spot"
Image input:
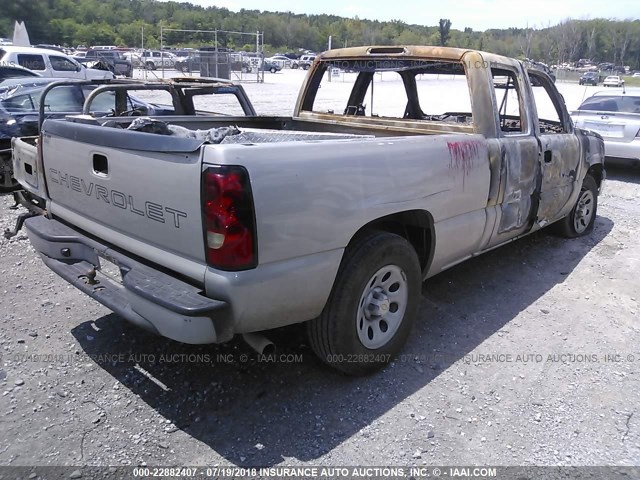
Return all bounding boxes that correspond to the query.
[447,140,482,188]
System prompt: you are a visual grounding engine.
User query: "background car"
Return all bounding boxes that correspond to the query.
[81,49,132,77]
[571,89,640,166]
[138,50,176,70]
[0,78,159,191]
[603,75,624,87]
[633,72,640,78]
[266,55,292,68]
[0,46,113,80]
[0,65,40,84]
[261,60,282,73]
[579,71,599,86]
[175,54,251,74]
[292,54,316,69]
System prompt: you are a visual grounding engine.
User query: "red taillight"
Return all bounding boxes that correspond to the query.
[201,166,257,270]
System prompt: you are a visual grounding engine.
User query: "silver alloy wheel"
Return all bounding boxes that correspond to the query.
[574,189,595,234]
[356,264,408,349]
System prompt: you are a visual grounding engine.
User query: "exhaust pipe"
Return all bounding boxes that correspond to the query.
[242,333,275,356]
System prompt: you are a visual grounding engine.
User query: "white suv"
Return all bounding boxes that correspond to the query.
[138,50,176,70]
[293,54,316,70]
[0,46,114,80]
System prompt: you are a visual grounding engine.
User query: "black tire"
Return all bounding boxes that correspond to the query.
[292,63,299,69]
[303,64,310,70]
[269,67,277,73]
[145,61,156,70]
[307,231,422,375]
[554,175,598,238]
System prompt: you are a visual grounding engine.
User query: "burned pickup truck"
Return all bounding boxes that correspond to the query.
[12,46,604,375]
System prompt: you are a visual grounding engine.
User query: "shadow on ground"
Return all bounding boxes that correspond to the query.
[604,163,640,185]
[71,215,613,466]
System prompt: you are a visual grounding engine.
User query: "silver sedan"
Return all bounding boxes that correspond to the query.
[571,89,640,165]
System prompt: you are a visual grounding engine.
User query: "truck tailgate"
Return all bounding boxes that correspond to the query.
[12,136,45,198]
[41,119,207,281]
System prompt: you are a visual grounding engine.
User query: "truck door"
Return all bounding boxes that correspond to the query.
[528,70,582,225]
[486,66,540,246]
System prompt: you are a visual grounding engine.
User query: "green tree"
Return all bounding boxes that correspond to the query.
[438,18,451,46]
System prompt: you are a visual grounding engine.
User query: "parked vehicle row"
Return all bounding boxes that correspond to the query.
[0,46,114,81]
[78,49,133,77]
[174,54,282,74]
[123,50,177,70]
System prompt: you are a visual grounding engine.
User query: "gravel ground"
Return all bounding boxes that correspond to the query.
[0,72,639,469]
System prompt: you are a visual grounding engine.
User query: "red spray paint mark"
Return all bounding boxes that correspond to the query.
[447,140,482,189]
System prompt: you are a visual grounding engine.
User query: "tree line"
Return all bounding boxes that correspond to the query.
[2,0,639,68]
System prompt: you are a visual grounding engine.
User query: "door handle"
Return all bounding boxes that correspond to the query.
[93,154,108,175]
[544,150,553,163]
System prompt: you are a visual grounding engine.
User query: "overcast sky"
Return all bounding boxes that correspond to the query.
[162,0,639,30]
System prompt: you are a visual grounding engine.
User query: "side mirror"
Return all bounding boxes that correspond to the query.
[76,65,82,72]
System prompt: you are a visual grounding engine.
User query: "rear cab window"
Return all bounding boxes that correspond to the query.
[301,55,474,132]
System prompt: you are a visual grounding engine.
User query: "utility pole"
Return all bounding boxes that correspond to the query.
[327,35,332,83]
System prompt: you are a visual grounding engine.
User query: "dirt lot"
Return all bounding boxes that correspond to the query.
[1,165,639,468]
[0,74,639,469]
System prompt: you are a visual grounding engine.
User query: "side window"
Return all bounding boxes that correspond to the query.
[529,71,567,134]
[491,68,526,134]
[192,92,245,116]
[622,96,640,114]
[1,94,35,111]
[50,55,78,72]
[42,86,84,112]
[82,88,117,112]
[17,54,46,71]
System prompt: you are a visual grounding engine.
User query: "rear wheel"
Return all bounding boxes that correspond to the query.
[307,231,421,375]
[269,67,277,73]
[145,61,156,70]
[554,175,598,238]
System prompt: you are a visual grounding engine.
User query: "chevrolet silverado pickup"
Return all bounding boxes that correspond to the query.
[12,46,605,375]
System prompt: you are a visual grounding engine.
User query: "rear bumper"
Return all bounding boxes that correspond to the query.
[604,138,640,163]
[25,215,230,344]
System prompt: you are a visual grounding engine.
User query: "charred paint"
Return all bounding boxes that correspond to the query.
[447,140,482,188]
